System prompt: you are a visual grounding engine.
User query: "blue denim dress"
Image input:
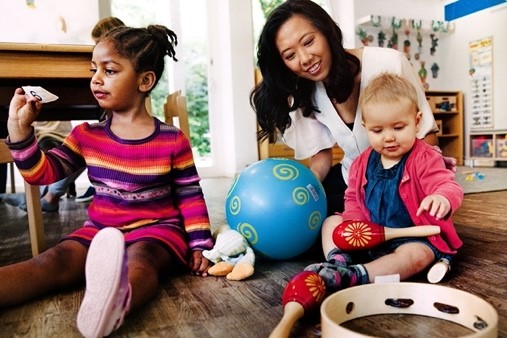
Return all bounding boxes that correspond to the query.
[364,150,449,261]
[365,151,412,228]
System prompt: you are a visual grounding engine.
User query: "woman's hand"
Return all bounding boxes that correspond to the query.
[188,250,211,277]
[433,145,457,173]
[8,88,41,142]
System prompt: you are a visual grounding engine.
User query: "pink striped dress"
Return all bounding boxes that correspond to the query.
[7,117,213,265]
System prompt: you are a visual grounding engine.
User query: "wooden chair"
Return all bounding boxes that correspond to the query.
[0,140,46,256]
[163,90,191,140]
[8,162,15,193]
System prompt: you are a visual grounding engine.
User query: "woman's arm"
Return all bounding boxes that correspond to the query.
[424,131,457,171]
[309,148,333,182]
[423,131,438,146]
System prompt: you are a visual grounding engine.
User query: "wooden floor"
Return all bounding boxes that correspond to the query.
[0,180,505,338]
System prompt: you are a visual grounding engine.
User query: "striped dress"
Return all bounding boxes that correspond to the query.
[7,117,213,265]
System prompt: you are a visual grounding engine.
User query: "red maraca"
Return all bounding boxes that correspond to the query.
[269,271,326,338]
[332,220,441,251]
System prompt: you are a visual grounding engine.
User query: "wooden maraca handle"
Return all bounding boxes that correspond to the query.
[269,302,304,338]
[270,271,326,338]
[333,220,441,251]
[384,225,441,240]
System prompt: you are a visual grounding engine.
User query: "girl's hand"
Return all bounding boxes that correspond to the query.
[8,88,41,142]
[188,250,211,277]
[416,194,451,220]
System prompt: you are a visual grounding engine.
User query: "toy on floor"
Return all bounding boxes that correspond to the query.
[427,258,451,283]
[332,220,440,251]
[225,158,327,260]
[270,271,326,338]
[202,225,255,281]
[464,171,485,182]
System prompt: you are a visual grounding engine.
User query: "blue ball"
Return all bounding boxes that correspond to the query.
[225,158,327,260]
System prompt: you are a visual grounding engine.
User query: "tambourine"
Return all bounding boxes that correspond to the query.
[321,282,498,338]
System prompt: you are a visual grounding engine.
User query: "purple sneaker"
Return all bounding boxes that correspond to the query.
[77,227,131,338]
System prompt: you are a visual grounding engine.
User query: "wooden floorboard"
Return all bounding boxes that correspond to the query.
[0,183,505,337]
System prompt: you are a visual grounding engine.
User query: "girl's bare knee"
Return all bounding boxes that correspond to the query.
[32,241,86,284]
[127,241,171,273]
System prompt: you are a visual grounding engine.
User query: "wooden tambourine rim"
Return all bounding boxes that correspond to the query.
[321,282,498,338]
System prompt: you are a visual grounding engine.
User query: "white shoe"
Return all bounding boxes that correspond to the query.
[427,258,451,284]
[77,228,131,338]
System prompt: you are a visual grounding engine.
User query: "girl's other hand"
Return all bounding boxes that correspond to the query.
[188,250,211,277]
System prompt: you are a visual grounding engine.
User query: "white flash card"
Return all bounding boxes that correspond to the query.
[22,86,59,103]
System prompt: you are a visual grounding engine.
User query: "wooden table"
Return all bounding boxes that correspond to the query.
[0,43,101,256]
[0,42,102,122]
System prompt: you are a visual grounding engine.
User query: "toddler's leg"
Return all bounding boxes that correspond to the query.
[305,251,368,291]
[305,247,352,272]
[364,242,435,282]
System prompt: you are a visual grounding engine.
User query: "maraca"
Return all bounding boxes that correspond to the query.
[269,271,326,338]
[333,220,441,251]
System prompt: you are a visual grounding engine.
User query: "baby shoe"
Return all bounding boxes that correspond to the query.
[77,227,131,338]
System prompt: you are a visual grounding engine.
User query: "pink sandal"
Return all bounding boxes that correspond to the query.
[77,227,131,338]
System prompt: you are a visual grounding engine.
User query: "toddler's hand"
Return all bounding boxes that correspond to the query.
[416,195,451,220]
[188,250,211,277]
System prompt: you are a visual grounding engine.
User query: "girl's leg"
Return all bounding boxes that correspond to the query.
[363,242,435,282]
[0,240,87,308]
[126,240,172,312]
[77,229,172,338]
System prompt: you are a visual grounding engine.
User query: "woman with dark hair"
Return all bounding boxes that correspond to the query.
[250,0,448,215]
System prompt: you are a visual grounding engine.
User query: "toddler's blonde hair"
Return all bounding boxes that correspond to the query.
[360,72,419,112]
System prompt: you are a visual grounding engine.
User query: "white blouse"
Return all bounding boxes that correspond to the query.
[283,46,437,183]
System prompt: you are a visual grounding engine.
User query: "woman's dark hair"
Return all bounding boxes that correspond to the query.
[99,25,178,92]
[250,0,360,141]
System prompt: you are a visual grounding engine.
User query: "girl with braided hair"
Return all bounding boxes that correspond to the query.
[2,24,213,337]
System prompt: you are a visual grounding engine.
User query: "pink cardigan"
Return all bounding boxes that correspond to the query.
[343,139,463,254]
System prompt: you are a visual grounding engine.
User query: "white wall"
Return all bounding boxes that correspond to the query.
[3,0,506,180]
[329,0,449,90]
[327,0,507,164]
[441,4,507,128]
[206,0,258,177]
[0,0,98,45]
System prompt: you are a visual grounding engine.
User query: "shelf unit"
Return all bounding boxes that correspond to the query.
[425,90,464,165]
[469,130,507,166]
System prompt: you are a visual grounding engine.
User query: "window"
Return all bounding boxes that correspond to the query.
[111,0,212,167]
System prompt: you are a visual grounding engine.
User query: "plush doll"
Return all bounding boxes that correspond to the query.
[203,225,255,281]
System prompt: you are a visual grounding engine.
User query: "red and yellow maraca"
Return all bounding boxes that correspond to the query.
[270,271,326,338]
[332,220,441,251]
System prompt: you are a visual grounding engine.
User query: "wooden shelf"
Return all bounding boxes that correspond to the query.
[426,90,464,165]
[469,130,507,164]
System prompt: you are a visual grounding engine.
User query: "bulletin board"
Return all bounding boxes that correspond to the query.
[469,37,493,130]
